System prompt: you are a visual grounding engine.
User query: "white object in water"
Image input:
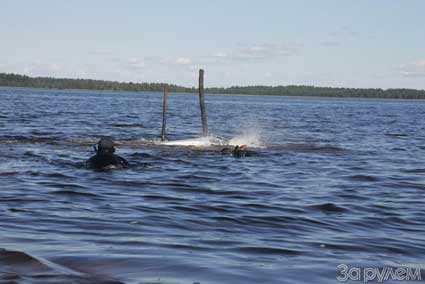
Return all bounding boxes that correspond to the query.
[160,136,225,147]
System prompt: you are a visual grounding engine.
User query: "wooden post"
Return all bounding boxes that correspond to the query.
[198,69,208,136]
[161,86,168,141]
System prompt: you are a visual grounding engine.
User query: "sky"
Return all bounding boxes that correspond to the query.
[0,0,424,89]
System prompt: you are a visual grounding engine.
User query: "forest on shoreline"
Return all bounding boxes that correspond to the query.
[1,72,425,99]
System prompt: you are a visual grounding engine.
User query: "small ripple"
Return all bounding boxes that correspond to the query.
[346,174,380,182]
[0,197,47,203]
[38,182,86,189]
[403,168,425,174]
[386,181,425,190]
[0,171,19,176]
[171,205,199,213]
[163,183,238,195]
[110,123,144,128]
[335,192,369,201]
[318,242,366,252]
[143,194,187,202]
[44,173,74,179]
[48,190,100,197]
[212,216,246,225]
[129,152,155,159]
[392,147,407,151]
[308,203,349,213]
[198,239,242,247]
[8,208,31,213]
[0,135,59,145]
[232,246,302,256]
[385,133,408,138]
[273,143,347,154]
[159,243,210,252]
[197,204,238,213]
[176,174,221,182]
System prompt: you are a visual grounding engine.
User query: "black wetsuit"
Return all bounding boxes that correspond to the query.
[221,146,256,157]
[86,153,129,169]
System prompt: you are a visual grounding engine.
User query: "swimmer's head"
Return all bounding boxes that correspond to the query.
[95,137,116,154]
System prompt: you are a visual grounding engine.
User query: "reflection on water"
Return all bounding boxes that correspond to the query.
[1,88,425,284]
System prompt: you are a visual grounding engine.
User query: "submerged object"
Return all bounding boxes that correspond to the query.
[221,145,256,157]
[86,137,129,170]
[159,136,225,147]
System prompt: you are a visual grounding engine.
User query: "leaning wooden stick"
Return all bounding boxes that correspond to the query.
[198,69,208,137]
[161,86,168,141]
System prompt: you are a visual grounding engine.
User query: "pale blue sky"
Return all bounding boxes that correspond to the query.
[1,0,424,89]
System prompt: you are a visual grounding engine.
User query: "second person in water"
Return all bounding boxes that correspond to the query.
[86,137,129,170]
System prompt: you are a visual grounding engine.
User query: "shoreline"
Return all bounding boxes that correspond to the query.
[1,85,425,101]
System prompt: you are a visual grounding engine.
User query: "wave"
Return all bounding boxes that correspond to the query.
[110,123,144,128]
[0,248,124,284]
[48,190,100,197]
[0,135,59,145]
[308,203,349,213]
[270,143,347,153]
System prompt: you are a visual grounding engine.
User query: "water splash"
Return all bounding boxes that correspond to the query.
[156,129,264,148]
[228,128,264,148]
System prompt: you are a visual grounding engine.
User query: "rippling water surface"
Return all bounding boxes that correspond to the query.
[1,88,425,284]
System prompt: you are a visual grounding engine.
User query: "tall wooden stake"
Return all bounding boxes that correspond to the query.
[161,86,168,141]
[198,69,208,137]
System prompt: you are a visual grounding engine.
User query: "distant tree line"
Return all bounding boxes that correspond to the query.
[1,72,425,99]
[0,73,194,93]
[207,85,425,99]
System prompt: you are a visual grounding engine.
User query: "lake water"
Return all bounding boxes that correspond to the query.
[1,88,425,284]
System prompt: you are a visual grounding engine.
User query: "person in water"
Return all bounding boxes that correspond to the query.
[86,137,129,169]
[221,145,256,157]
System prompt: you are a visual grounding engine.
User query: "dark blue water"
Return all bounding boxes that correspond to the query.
[1,87,425,284]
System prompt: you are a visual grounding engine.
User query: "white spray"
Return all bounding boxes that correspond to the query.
[228,127,265,148]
